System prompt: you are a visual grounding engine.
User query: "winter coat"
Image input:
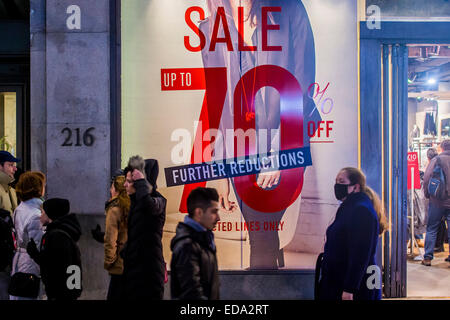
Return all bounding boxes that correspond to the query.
[11,198,43,278]
[423,150,450,208]
[0,171,17,215]
[104,198,127,275]
[170,223,220,300]
[38,214,82,300]
[319,192,381,301]
[121,179,166,300]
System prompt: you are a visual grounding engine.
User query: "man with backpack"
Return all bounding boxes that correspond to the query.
[27,198,83,300]
[423,139,450,266]
[0,151,20,300]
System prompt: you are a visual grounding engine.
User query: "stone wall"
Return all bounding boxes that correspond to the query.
[30,0,112,299]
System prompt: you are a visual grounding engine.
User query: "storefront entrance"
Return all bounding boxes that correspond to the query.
[406,45,450,298]
[360,22,450,298]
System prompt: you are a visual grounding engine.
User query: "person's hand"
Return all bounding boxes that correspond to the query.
[342,291,353,300]
[91,224,105,243]
[257,170,280,189]
[131,169,145,181]
[216,179,237,213]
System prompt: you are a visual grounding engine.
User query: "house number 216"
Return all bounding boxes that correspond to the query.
[61,127,95,147]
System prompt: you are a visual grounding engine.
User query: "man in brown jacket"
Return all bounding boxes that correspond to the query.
[0,151,19,300]
[423,140,450,266]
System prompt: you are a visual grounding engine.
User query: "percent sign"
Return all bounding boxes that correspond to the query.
[307,82,333,117]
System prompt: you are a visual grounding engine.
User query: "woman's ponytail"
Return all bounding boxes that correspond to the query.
[362,186,388,235]
[343,167,388,235]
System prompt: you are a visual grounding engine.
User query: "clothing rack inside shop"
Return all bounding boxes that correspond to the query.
[410,137,439,169]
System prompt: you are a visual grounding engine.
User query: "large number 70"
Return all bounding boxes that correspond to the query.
[167,65,305,213]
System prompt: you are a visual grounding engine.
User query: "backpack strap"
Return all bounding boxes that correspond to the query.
[436,155,442,167]
[436,156,448,196]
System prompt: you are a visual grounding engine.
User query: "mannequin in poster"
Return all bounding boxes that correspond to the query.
[200,0,319,269]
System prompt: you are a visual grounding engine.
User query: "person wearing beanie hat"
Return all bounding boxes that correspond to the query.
[27,198,83,300]
[42,198,70,221]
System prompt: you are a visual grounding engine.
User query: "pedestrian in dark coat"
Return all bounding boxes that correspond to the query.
[27,198,82,300]
[170,187,220,300]
[121,156,166,300]
[318,167,387,301]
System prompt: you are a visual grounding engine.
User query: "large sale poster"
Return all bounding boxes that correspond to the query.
[122,0,358,270]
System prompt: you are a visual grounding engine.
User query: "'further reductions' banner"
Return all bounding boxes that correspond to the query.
[122,0,358,270]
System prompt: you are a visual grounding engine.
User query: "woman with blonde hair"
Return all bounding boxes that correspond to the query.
[317,167,388,300]
[9,171,46,300]
[104,175,130,300]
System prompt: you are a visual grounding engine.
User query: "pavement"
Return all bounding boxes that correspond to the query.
[404,244,450,299]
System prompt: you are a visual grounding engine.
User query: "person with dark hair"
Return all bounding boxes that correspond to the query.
[170,187,220,300]
[423,139,450,266]
[10,171,46,300]
[427,148,438,163]
[317,168,387,300]
[103,175,129,300]
[120,156,167,300]
[0,151,20,300]
[27,198,82,300]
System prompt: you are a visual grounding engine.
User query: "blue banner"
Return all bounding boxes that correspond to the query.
[165,147,312,187]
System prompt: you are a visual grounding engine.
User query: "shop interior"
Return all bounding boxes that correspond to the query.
[0,92,16,155]
[407,44,450,298]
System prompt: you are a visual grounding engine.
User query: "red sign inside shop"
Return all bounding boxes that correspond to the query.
[407,152,421,190]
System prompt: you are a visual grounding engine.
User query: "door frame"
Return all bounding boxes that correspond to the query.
[360,21,450,298]
[0,84,27,170]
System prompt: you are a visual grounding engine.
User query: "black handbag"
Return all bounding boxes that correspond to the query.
[314,252,324,300]
[8,272,41,298]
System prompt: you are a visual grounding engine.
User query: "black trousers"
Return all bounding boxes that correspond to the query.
[107,274,124,301]
[435,219,448,250]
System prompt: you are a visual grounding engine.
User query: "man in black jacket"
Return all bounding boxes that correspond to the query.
[170,187,220,300]
[121,156,167,300]
[27,198,82,300]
